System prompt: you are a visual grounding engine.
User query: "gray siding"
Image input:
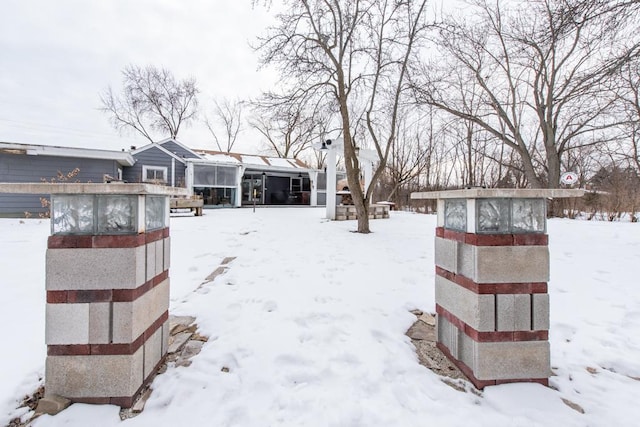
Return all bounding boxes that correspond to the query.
[0,152,120,217]
[0,194,48,217]
[124,146,187,187]
[160,141,201,159]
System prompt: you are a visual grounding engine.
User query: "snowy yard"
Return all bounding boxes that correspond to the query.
[1,208,639,426]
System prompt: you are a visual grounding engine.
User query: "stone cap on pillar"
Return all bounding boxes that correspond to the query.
[411,188,586,234]
[0,183,189,235]
[0,182,189,196]
[410,188,586,200]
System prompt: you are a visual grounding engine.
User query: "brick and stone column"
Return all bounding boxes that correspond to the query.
[0,183,188,408]
[44,188,176,407]
[410,188,584,389]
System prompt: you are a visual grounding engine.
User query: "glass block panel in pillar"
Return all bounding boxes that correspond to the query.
[477,199,510,233]
[146,195,165,231]
[97,195,137,234]
[512,199,546,233]
[51,194,95,235]
[444,199,466,231]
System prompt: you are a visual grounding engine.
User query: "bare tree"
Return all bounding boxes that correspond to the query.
[414,0,640,189]
[249,93,330,159]
[256,0,430,233]
[383,108,435,205]
[205,98,244,153]
[435,70,509,188]
[589,162,640,222]
[100,65,199,142]
[615,60,640,172]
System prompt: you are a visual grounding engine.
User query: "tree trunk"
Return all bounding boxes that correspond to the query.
[338,83,370,233]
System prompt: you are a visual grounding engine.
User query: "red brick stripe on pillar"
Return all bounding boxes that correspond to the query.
[47,235,94,249]
[436,304,549,342]
[435,266,548,294]
[72,397,111,405]
[440,228,465,243]
[67,290,113,303]
[47,345,91,356]
[112,270,169,302]
[435,227,548,246]
[47,270,168,304]
[47,311,169,356]
[91,234,146,248]
[145,228,166,243]
[48,228,169,249]
[46,291,68,303]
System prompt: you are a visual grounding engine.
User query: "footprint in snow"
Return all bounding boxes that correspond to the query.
[274,354,313,367]
[263,301,278,312]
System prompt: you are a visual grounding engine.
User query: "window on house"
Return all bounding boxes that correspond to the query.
[142,165,167,183]
[193,165,237,187]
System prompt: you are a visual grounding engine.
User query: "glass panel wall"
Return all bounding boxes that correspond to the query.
[193,187,236,206]
[193,164,239,207]
[241,174,265,205]
[194,165,237,187]
[241,172,311,205]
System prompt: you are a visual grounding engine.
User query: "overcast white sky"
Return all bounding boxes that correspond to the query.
[0,0,278,153]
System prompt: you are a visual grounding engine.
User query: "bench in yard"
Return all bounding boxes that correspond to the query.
[170,197,204,216]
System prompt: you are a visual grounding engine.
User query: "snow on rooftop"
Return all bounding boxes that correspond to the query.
[238,155,269,166]
[190,149,310,170]
[197,152,241,163]
[268,157,301,168]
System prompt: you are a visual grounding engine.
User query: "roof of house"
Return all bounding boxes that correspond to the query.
[130,138,203,162]
[0,142,135,166]
[194,149,311,170]
[130,140,314,171]
[130,143,189,164]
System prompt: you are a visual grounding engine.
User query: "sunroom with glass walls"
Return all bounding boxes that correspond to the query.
[190,163,242,207]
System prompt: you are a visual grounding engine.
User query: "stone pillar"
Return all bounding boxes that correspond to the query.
[410,188,584,389]
[0,183,187,407]
[41,190,172,407]
[44,191,171,407]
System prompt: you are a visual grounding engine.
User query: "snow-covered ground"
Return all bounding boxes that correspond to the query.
[1,208,639,426]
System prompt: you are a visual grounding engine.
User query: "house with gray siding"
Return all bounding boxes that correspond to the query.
[0,142,134,217]
[129,139,324,208]
[0,138,326,216]
[124,142,187,187]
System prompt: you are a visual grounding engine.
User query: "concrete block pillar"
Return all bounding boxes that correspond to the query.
[44,191,172,407]
[0,183,190,410]
[410,188,584,389]
[43,190,173,407]
[0,183,188,407]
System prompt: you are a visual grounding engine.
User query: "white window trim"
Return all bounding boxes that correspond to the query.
[142,165,168,183]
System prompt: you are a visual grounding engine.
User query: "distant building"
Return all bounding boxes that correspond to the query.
[127,139,326,208]
[0,139,327,216]
[0,142,134,217]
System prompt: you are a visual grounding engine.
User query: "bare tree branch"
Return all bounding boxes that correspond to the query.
[255,0,431,232]
[413,0,640,188]
[204,98,244,153]
[100,65,199,142]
